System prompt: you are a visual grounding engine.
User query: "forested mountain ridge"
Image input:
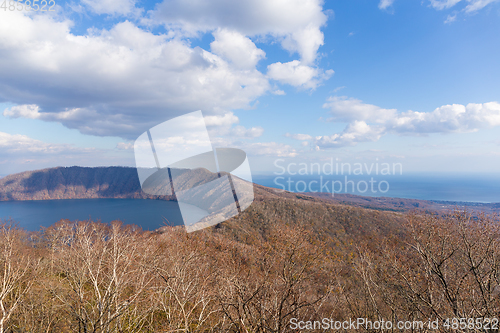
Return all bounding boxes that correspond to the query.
[0,166,156,201]
[0,166,308,203]
[1,166,499,214]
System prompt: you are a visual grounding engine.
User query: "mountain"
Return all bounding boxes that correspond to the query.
[0,166,158,201]
[1,166,498,214]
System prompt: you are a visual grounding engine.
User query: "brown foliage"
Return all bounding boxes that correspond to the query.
[0,206,499,332]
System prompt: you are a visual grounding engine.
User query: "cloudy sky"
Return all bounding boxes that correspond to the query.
[0,0,499,176]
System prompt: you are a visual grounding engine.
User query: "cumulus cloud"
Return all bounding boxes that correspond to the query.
[464,0,500,12]
[210,29,266,69]
[267,60,334,89]
[229,126,264,138]
[202,111,264,140]
[0,13,272,139]
[3,104,40,119]
[429,0,499,12]
[0,131,94,155]
[323,96,396,123]
[203,112,240,127]
[3,105,138,137]
[206,135,296,157]
[148,0,328,64]
[379,0,396,9]
[0,131,136,174]
[81,0,138,15]
[314,121,385,148]
[388,102,500,133]
[444,13,458,23]
[429,0,462,10]
[116,142,134,150]
[285,133,313,141]
[242,142,297,157]
[0,2,332,139]
[288,97,500,148]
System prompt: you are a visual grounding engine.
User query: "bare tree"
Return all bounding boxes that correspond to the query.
[46,220,154,333]
[0,222,38,333]
[216,224,333,333]
[149,229,222,332]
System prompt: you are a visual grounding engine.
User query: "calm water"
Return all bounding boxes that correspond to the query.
[0,199,207,231]
[254,173,500,203]
[2,174,500,231]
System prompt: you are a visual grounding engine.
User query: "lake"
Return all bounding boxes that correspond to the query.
[0,199,207,232]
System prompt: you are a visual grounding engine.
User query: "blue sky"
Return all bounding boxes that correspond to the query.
[0,0,499,176]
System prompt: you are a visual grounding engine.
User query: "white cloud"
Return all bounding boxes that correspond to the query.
[81,0,138,16]
[0,5,331,139]
[290,98,500,149]
[207,135,296,157]
[429,0,462,10]
[285,133,313,140]
[267,60,334,89]
[116,142,133,150]
[323,96,396,123]
[379,0,396,9]
[229,126,264,138]
[202,112,264,140]
[429,0,499,12]
[3,104,40,119]
[203,112,240,127]
[388,102,500,133]
[0,13,272,139]
[444,13,458,23]
[314,121,385,148]
[0,131,135,174]
[208,124,264,141]
[148,0,328,64]
[280,23,325,64]
[3,105,138,137]
[210,29,266,69]
[0,131,94,155]
[464,0,500,12]
[243,142,297,157]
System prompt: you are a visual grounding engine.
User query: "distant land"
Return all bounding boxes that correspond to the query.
[1,166,499,214]
[0,166,162,201]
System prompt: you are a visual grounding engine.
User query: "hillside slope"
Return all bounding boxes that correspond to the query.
[0,166,156,201]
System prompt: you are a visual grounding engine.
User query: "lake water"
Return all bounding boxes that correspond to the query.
[0,199,207,232]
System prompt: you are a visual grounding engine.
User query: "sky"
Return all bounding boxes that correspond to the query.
[0,0,499,176]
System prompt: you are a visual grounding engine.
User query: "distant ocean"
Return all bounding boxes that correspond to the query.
[253,173,500,203]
